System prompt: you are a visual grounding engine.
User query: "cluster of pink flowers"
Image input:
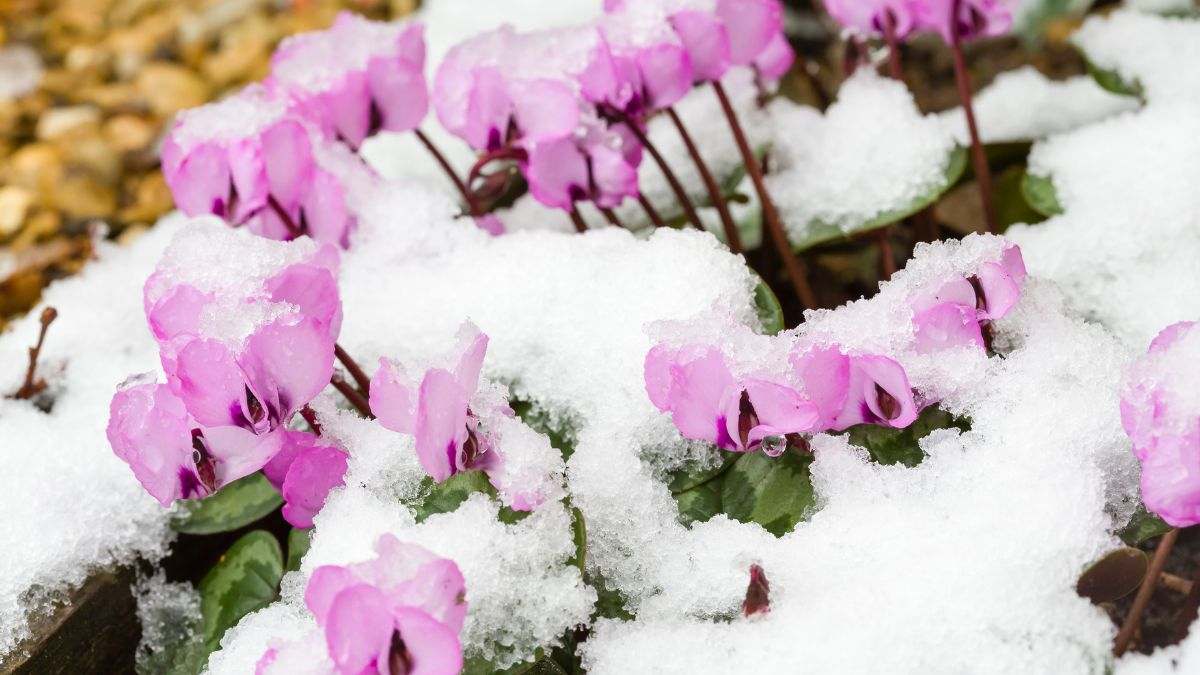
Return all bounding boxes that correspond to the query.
[909,242,1026,353]
[107,243,347,528]
[823,0,1012,43]
[434,0,792,214]
[257,534,467,675]
[645,342,919,454]
[1121,321,1200,527]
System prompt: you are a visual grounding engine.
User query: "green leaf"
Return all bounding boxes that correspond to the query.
[414,470,496,523]
[752,275,785,335]
[1021,172,1064,218]
[790,146,968,252]
[567,506,587,576]
[675,479,723,526]
[285,528,311,573]
[1119,505,1173,546]
[995,166,1046,228]
[721,450,815,537]
[846,406,970,468]
[171,472,282,535]
[464,654,568,675]
[199,530,283,655]
[1084,57,1142,99]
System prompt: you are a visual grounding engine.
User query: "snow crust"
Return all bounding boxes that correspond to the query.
[1007,11,1200,347]
[0,222,183,655]
[767,71,957,241]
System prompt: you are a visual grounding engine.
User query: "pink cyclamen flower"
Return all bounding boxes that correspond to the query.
[599,4,695,116]
[521,122,640,210]
[270,13,428,148]
[108,382,283,505]
[1120,321,1200,527]
[917,0,1013,44]
[790,345,920,431]
[258,534,465,675]
[823,0,924,39]
[370,322,510,479]
[263,431,348,528]
[644,344,820,454]
[161,84,356,248]
[143,229,341,439]
[909,241,1026,352]
[433,25,615,151]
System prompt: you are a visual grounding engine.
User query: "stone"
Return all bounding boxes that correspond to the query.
[135,62,210,117]
[117,170,172,224]
[35,105,101,141]
[103,114,156,153]
[0,185,34,238]
[6,143,64,198]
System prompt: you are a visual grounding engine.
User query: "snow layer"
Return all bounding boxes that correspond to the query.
[0,223,181,655]
[1007,11,1200,347]
[767,71,957,242]
[939,66,1139,144]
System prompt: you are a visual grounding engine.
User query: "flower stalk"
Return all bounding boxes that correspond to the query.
[638,192,665,228]
[617,114,704,231]
[1114,528,1179,656]
[711,80,817,309]
[331,373,373,419]
[948,0,997,233]
[666,106,742,252]
[11,306,57,400]
[414,128,479,216]
[334,343,371,396]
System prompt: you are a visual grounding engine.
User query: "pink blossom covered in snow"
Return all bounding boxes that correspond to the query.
[909,242,1026,353]
[256,534,465,675]
[1121,321,1200,527]
[270,12,428,148]
[161,85,357,247]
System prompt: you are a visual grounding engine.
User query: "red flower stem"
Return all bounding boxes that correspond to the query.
[637,192,665,228]
[300,405,322,435]
[568,206,588,233]
[267,195,303,237]
[334,343,371,396]
[599,207,626,229]
[665,106,742,252]
[947,14,997,234]
[1114,528,1179,656]
[876,230,896,279]
[882,12,905,81]
[12,306,57,399]
[1173,567,1200,642]
[414,128,478,215]
[711,80,818,309]
[331,374,373,419]
[617,115,704,230]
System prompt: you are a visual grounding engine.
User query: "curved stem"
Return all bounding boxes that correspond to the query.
[618,115,704,230]
[300,405,322,435]
[947,11,997,234]
[599,207,626,229]
[638,192,665,228]
[666,106,742,252]
[331,375,373,419]
[1114,528,1179,656]
[334,343,371,396]
[12,306,57,400]
[414,128,477,215]
[711,80,818,309]
[568,206,588,233]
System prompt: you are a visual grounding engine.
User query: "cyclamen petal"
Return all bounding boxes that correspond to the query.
[753,31,796,84]
[107,383,202,506]
[670,10,733,83]
[415,368,470,482]
[717,0,785,66]
[913,302,986,353]
[1120,321,1200,527]
[279,443,348,529]
[917,0,1013,44]
[370,359,418,434]
[823,0,923,39]
[323,584,395,674]
[790,345,919,431]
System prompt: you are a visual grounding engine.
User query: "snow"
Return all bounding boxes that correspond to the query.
[1118,616,1200,674]
[1007,12,1200,347]
[1072,10,1200,104]
[1124,0,1195,14]
[939,66,1139,144]
[169,84,290,151]
[272,13,416,93]
[0,221,183,655]
[766,71,958,244]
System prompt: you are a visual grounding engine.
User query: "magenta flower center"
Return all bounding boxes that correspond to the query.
[389,630,412,675]
[875,384,900,421]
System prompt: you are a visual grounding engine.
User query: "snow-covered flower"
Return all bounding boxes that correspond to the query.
[161,85,356,247]
[790,345,920,431]
[644,344,820,454]
[909,242,1026,352]
[1121,321,1200,527]
[143,257,341,439]
[107,382,283,505]
[256,534,466,675]
[262,431,348,529]
[269,12,428,149]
